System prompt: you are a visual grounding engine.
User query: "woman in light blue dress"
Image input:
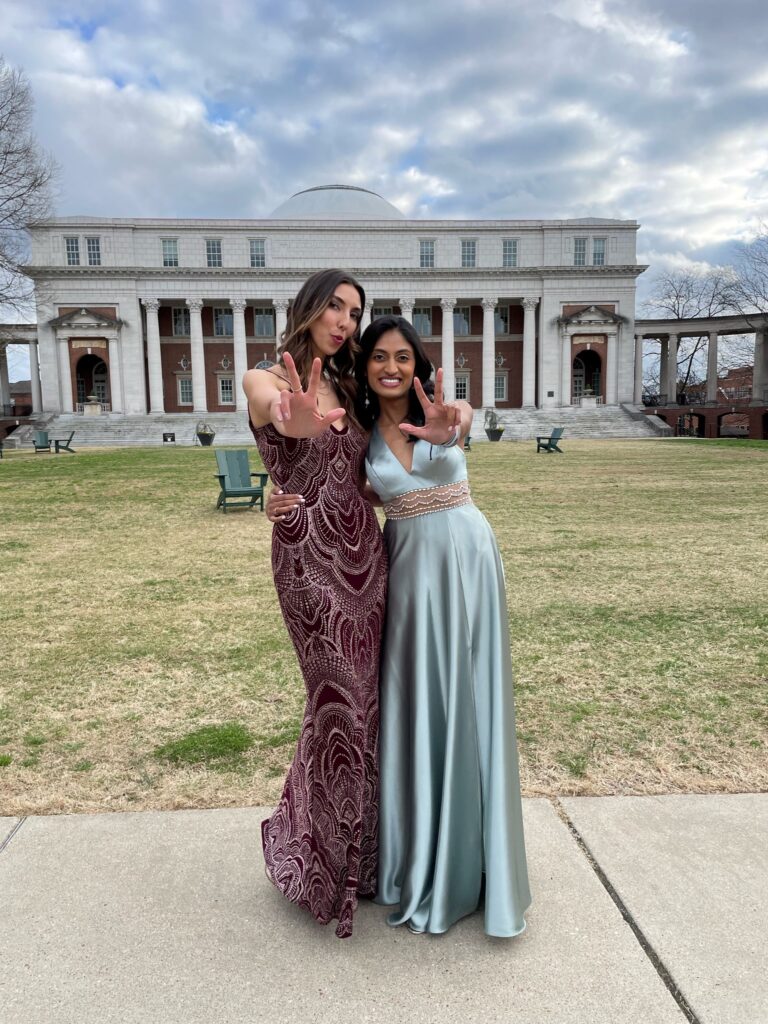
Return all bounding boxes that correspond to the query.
[357,315,530,937]
[268,314,530,937]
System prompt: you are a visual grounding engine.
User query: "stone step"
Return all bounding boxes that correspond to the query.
[6,405,669,448]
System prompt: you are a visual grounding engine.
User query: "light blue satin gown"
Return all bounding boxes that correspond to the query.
[366,427,531,936]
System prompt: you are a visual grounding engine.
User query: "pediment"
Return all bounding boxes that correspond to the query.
[48,307,122,329]
[558,304,624,326]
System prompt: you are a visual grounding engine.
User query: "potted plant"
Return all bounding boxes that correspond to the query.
[484,409,505,442]
[196,420,216,446]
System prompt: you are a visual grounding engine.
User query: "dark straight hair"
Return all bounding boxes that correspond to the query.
[355,315,434,439]
[278,268,365,429]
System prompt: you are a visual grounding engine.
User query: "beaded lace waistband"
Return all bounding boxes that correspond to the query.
[383,480,472,520]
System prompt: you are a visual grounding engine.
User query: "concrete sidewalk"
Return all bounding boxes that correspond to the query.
[1,795,765,1024]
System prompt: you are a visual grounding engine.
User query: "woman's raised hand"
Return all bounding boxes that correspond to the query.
[273,352,345,437]
[398,368,460,444]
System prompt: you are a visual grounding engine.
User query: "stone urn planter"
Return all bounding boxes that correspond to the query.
[196,420,215,446]
[484,409,505,442]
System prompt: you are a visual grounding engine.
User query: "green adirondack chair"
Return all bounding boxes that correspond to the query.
[53,431,76,453]
[214,449,269,512]
[33,430,51,453]
[536,427,565,453]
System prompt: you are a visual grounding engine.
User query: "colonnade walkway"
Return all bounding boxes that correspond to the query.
[1,794,765,1023]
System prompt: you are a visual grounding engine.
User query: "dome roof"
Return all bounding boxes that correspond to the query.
[270,185,405,220]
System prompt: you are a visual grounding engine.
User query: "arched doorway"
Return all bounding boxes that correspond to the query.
[76,354,110,406]
[573,351,602,401]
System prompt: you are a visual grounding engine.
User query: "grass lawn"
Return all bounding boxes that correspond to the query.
[1,438,766,815]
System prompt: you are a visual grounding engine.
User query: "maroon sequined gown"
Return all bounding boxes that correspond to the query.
[250,421,387,938]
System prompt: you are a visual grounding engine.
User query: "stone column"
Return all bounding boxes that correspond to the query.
[274,300,288,353]
[560,329,572,406]
[658,338,668,402]
[360,302,373,334]
[58,338,74,413]
[606,332,618,405]
[398,300,414,324]
[143,299,164,414]
[706,331,719,404]
[186,299,207,413]
[665,333,679,406]
[481,298,497,408]
[108,335,124,413]
[231,299,248,412]
[633,334,643,404]
[522,297,538,408]
[751,329,768,406]
[29,341,42,413]
[440,299,456,400]
[0,345,10,411]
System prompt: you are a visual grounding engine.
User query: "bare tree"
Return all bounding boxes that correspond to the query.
[640,267,737,391]
[0,56,57,313]
[729,225,768,323]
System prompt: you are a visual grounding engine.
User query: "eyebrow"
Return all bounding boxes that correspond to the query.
[372,347,412,356]
[333,292,362,314]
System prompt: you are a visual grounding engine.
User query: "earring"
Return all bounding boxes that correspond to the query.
[364,383,370,408]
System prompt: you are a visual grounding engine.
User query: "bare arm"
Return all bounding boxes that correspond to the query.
[242,353,345,437]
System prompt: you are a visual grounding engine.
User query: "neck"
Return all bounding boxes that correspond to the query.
[376,394,409,427]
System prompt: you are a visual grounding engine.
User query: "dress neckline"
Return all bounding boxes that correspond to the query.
[374,423,420,476]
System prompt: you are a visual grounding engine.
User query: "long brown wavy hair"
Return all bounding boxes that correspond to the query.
[278,269,365,430]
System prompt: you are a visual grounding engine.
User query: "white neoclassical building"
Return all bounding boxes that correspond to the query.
[15,185,646,426]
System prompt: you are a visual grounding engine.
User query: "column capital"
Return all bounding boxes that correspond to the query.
[142,298,160,313]
[482,298,498,311]
[398,299,414,312]
[186,298,204,313]
[273,299,289,312]
[440,298,456,312]
[521,297,539,312]
[230,298,247,313]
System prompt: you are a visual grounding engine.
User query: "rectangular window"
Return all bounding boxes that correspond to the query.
[453,306,470,336]
[574,237,587,267]
[502,238,518,267]
[461,240,476,268]
[249,238,266,268]
[162,238,179,267]
[172,307,190,336]
[86,237,101,266]
[213,307,233,336]
[413,307,432,335]
[206,239,222,267]
[65,236,80,266]
[495,305,509,336]
[455,373,469,401]
[419,240,435,268]
[218,377,234,404]
[372,306,393,320]
[253,307,275,337]
[178,378,193,405]
[593,237,606,266]
[495,373,508,401]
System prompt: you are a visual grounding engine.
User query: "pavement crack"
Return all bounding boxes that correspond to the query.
[551,798,703,1024]
[0,816,28,854]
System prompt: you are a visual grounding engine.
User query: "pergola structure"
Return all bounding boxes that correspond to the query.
[633,313,768,439]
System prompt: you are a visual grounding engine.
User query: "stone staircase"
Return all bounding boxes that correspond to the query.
[469,404,670,440]
[4,404,669,449]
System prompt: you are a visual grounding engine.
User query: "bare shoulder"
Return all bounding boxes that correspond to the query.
[242,366,290,427]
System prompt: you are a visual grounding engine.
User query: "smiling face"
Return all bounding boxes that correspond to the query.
[366,328,416,400]
[308,283,362,360]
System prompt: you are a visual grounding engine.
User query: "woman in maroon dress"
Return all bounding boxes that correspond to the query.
[243,270,387,938]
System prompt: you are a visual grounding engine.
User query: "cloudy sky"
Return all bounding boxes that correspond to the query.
[3,0,768,377]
